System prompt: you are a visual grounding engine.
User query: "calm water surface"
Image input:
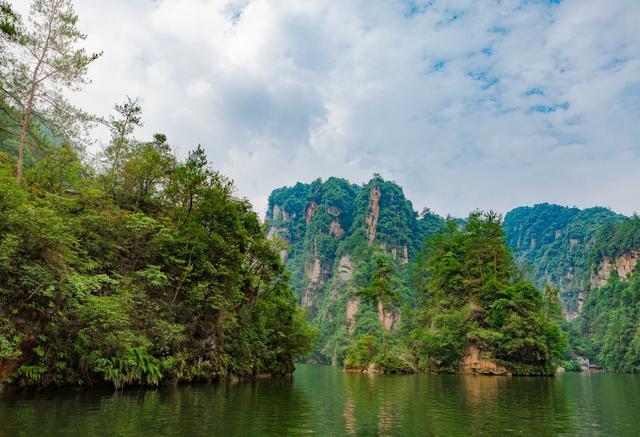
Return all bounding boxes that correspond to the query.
[1,364,639,436]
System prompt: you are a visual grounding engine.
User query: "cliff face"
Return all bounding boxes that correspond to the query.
[460,346,510,376]
[365,187,381,245]
[266,176,444,364]
[591,252,640,288]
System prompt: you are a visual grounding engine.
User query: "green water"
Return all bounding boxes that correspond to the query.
[1,365,639,436]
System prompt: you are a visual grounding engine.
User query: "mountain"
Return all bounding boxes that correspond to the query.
[503,204,626,319]
[573,216,640,371]
[266,176,443,364]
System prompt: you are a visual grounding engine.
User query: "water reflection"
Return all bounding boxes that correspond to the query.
[1,366,639,436]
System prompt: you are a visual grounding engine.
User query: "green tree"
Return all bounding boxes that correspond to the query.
[357,252,399,354]
[1,0,100,179]
[100,97,142,200]
[412,211,565,375]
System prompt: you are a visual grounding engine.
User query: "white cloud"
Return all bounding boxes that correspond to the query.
[14,0,640,217]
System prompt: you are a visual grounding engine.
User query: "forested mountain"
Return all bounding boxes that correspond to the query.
[267,176,444,365]
[2,0,637,382]
[503,204,626,318]
[573,217,640,371]
[408,213,565,375]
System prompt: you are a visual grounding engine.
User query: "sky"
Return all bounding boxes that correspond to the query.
[15,0,640,218]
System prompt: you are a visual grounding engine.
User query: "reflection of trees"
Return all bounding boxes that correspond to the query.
[0,373,314,435]
[342,395,357,435]
[459,374,573,435]
[4,368,633,435]
[341,370,412,436]
[377,398,395,436]
[460,374,503,408]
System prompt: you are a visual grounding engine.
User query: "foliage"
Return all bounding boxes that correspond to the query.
[356,251,399,353]
[343,335,380,370]
[266,176,444,366]
[409,212,565,375]
[575,217,640,372]
[1,0,101,178]
[0,107,313,388]
[590,215,640,265]
[503,203,625,313]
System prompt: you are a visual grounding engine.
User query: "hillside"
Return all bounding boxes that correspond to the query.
[267,179,640,372]
[266,176,443,364]
[0,104,314,388]
[503,204,626,319]
[266,178,566,374]
[573,216,640,371]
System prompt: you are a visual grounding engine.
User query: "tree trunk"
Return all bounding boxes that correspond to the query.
[16,6,54,180]
[17,103,32,179]
[381,304,387,355]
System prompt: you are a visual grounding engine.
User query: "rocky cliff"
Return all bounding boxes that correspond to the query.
[591,252,640,288]
[266,176,443,364]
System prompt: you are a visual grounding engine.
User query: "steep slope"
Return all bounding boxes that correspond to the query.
[573,216,640,371]
[266,176,443,364]
[503,204,626,318]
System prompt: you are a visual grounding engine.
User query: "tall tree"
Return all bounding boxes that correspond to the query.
[1,0,100,179]
[358,252,399,353]
[100,97,142,199]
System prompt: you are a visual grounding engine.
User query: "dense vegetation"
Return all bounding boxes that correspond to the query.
[268,179,566,374]
[503,204,625,315]
[409,213,565,375]
[0,0,313,389]
[269,178,640,374]
[268,176,444,366]
[571,216,640,372]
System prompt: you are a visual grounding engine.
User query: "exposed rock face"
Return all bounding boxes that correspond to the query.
[377,302,400,331]
[566,251,639,321]
[305,201,318,224]
[272,204,292,222]
[365,187,381,245]
[401,245,409,265]
[591,252,640,288]
[346,296,360,325]
[330,220,345,238]
[565,293,584,321]
[337,255,354,281]
[460,346,510,375]
[326,206,340,217]
[302,258,323,308]
[266,226,289,262]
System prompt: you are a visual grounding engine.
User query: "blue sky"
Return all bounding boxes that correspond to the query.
[16,0,640,217]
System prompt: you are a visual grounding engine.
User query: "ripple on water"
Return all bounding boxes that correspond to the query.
[1,366,639,436]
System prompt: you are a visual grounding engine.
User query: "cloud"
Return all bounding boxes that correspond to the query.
[16,0,640,217]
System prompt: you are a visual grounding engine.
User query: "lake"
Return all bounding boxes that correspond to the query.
[1,364,639,436]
